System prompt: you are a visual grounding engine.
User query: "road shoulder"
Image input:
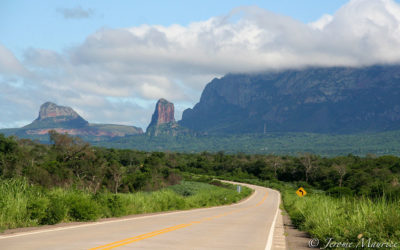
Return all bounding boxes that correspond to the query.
[271,202,287,250]
[282,211,311,250]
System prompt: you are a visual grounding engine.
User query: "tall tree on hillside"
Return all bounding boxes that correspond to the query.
[85,150,107,193]
[109,162,126,193]
[0,135,20,178]
[49,130,89,163]
[267,155,284,179]
[333,164,347,187]
[49,130,107,192]
[299,153,317,183]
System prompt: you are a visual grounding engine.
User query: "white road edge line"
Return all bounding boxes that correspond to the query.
[265,189,281,250]
[0,187,257,240]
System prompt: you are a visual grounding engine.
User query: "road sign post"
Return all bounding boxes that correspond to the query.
[296,187,307,197]
[237,185,242,193]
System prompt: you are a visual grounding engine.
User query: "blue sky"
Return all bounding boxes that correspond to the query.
[1,0,400,129]
[1,0,349,58]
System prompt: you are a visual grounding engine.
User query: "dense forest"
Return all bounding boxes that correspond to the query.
[6,129,400,157]
[1,131,399,198]
[0,132,181,193]
[97,131,400,157]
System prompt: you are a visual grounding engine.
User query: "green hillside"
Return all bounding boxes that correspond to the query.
[95,130,400,157]
[3,128,400,157]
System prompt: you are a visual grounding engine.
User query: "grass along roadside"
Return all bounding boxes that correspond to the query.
[281,187,400,247]
[219,177,400,248]
[0,179,252,232]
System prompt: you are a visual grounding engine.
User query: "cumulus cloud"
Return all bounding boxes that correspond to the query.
[57,6,94,19]
[2,0,400,129]
[310,14,334,30]
[70,0,400,73]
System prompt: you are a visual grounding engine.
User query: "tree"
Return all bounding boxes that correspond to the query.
[267,155,284,179]
[0,135,20,178]
[299,153,317,183]
[109,162,125,193]
[49,130,89,163]
[85,151,106,193]
[333,164,347,187]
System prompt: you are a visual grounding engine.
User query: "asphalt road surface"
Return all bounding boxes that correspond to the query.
[0,182,286,250]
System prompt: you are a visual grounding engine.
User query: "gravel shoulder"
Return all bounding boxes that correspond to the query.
[282,211,311,250]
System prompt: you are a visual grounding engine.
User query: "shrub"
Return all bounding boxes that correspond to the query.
[209,180,223,187]
[42,194,68,225]
[96,194,128,217]
[27,197,49,224]
[327,186,354,197]
[67,192,101,221]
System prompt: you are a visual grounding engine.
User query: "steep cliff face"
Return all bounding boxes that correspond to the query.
[148,98,175,127]
[179,65,400,134]
[146,98,190,136]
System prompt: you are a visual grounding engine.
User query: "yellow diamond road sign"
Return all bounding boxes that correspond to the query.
[296,187,307,197]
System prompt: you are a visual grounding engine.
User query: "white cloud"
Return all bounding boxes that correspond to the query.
[310,14,333,30]
[2,0,400,129]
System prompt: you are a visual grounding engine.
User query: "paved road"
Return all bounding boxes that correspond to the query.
[0,183,285,250]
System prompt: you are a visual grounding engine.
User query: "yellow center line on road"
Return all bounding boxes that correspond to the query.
[89,224,191,250]
[89,191,268,250]
[99,223,195,250]
[256,192,268,207]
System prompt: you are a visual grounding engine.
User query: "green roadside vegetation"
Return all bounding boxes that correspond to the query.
[0,132,252,232]
[281,186,400,246]
[0,178,251,232]
[1,131,399,246]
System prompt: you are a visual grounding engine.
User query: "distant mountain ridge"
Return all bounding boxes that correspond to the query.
[179,65,400,134]
[1,102,143,140]
[3,64,400,155]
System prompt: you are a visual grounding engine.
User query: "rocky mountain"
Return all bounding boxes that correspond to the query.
[146,98,190,136]
[24,102,89,129]
[179,65,400,134]
[148,98,176,127]
[2,102,143,140]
